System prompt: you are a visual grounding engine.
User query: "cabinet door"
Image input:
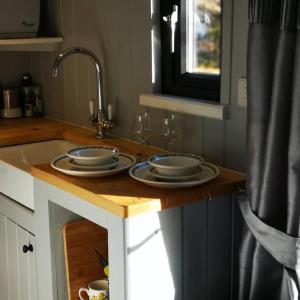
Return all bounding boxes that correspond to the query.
[0,216,38,300]
[17,226,38,300]
[28,232,38,300]
[0,214,9,300]
[6,218,20,300]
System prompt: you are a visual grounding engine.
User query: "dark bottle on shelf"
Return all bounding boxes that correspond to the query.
[21,73,33,117]
[21,73,32,87]
[22,87,33,117]
[32,86,44,117]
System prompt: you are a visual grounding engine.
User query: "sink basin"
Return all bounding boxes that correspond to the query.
[0,140,75,210]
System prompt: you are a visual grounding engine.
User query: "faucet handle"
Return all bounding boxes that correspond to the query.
[108,103,114,121]
[89,98,95,118]
[89,98,98,125]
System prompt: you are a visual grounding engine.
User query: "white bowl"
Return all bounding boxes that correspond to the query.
[66,145,119,166]
[68,157,119,170]
[148,153,204,176]
[148,166,203,182]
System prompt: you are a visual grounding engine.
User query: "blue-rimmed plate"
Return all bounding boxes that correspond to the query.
[129,161,219,188]
[51,153,135,177]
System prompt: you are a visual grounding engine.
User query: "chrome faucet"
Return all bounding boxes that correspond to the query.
[52,47,113,139]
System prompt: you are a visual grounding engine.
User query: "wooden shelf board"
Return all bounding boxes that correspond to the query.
[0,37,63,52]
[63,220,108,300]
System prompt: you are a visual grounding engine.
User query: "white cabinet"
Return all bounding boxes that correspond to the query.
[0,214,38,300]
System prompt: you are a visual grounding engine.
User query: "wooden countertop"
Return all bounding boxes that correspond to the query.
[0,118,245,218]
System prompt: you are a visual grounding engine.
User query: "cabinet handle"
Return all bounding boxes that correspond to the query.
[23,244,33,253]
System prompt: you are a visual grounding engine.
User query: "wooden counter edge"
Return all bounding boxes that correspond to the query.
[31,166,127,218]
[32,165,245,219]
[32,165,172,218]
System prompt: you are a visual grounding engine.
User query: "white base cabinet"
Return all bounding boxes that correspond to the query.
[0,214,38,300]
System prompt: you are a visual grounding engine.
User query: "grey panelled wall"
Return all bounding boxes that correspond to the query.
[12,0,247,172]
[183,195,236,299]
[0,52,31,87]
[224,0,248,171]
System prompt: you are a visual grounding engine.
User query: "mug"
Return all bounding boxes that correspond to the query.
[79,279,109,300]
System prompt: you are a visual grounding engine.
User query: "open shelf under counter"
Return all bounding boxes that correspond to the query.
[0,36,63,52]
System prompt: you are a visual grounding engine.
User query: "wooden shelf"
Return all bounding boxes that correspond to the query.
[0,37,63,52]
[63,220,108,300]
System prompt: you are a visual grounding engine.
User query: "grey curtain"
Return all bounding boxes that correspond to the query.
[238,0,300,299]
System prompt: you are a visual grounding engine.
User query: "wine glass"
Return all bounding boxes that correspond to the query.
[160,113,180,152]
[132,112,152,161]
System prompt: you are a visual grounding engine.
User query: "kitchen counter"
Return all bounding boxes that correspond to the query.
[0,117,245,218]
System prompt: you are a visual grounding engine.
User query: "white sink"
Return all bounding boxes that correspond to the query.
[0,140,75,210]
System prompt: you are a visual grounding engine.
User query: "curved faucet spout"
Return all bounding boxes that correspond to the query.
[52,47,111,138]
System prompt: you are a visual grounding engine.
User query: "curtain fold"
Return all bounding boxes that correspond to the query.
[238,195,300,271]
[239,0,300,299]
[249,0,298,30]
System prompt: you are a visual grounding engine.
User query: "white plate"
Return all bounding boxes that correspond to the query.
[148,166,203,182]
[148,153,204,176]
[129,162,219,188]
[51,153,136,177]
[68,157,119,171]
[67,145,119,166]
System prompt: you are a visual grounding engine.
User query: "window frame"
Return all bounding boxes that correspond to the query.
[160,0,223,102]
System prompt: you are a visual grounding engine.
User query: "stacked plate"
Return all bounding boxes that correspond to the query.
[129,153,219,188]
[51,145,136,177]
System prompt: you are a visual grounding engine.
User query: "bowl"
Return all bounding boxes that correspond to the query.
[68,157,119,170]
[148,153,204,176]
[148,166,202,182]
[66,145,119,166]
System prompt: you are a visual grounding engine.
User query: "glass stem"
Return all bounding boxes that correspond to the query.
[141,141,146,161]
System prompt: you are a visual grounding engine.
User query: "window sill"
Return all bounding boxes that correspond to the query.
[139,93,229,120]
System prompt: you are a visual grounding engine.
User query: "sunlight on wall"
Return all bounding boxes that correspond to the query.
[151,28,156,85]
[126,212,176,300]
[150,0,160,86]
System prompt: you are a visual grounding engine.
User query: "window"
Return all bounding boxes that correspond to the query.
[161,0,223,101]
